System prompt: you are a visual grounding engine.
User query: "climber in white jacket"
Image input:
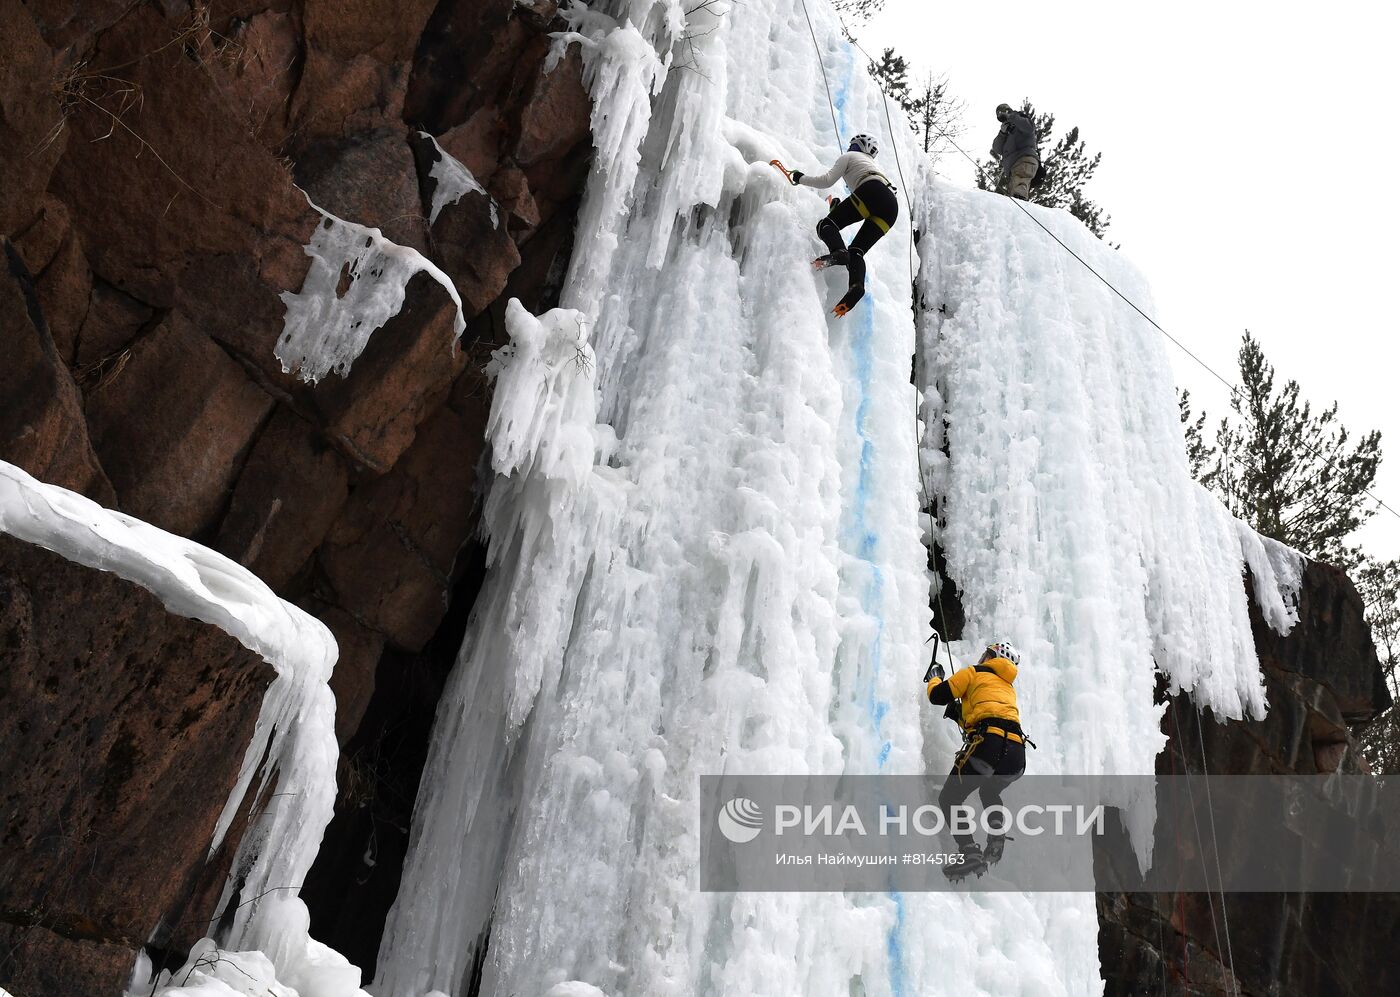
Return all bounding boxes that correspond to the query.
[786,133,900,317]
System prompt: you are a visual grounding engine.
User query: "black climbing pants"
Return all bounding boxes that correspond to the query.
[938,725,1026,847]
[816,179,898,291]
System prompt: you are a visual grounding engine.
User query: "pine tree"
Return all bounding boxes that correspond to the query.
[1356,558,1400,772]
[906,72,965,160]
[834,0,885,25]
[977,100,1113,239]
[867,52,965,165]
[1180,340,1396,769]
[867,47,911,111]
[1178,389,1217,484]
[1208,332,1382,568]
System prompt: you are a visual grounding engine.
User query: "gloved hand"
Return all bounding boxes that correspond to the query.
[790,170,804,186]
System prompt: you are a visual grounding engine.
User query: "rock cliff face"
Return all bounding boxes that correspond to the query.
[1096,560,1396,996]
[1,0,592,987]
[0,535,274,995]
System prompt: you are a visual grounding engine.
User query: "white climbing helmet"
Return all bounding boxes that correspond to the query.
[848,133,878,157]
[985,640,1020,666]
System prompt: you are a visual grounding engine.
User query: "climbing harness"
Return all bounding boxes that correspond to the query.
[847,190,892,234]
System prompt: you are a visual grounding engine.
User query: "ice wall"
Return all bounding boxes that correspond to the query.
[372,1,1300,995]
[912,183,1300,774]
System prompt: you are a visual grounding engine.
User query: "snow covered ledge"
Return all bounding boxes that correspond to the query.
[0,461,365,997]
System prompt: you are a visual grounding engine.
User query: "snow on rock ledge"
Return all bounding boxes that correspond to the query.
[276,195,466,384]
[0,461,364,996]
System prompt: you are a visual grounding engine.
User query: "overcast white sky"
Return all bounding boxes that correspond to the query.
[857,0,1400,561]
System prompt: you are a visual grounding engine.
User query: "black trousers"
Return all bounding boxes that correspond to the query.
[816,179,899,289]
[938,728,1026,847]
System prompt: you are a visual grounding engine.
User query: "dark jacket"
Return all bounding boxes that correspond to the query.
[990,111,1038,177]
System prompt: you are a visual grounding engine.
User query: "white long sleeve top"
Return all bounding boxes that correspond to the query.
[796,151,890,192]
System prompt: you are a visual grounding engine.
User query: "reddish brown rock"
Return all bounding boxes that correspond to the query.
[2,0,598,978]
[403,0,521,134]
[413,147,521,315]
[319,374,490,650]
[0,534,275,995]
[291,0,439,143]
[1,239,113,502]
[513,43,592,170]
[21,0,133,51]
[316,604,389,745]
[13,196,92,363]
[49,6,312,307]
[211,10,300,149]
[489,164,542,239]
[312,269,467,473]
[173,249,310,395]
[75,275,157,369]
[513,44,593,224]
[297,129,429,252]
[437,107,505,184]
[84,310,275,538]
[0,1,64,237]
[215,408,351,591]
[10,195,70,278]
[1097,559,1396,996]
[0,924,138,997]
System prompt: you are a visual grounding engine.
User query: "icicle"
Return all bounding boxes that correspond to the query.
[419,131,497,228]
[549,4,667,316]
[276,194,466,385]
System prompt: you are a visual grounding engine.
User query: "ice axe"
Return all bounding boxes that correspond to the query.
[923,628,963,725]
[923,630,944,683]
[769,159,792,183]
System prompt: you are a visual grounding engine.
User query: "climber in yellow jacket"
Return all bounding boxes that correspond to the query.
[926,640,1028,876]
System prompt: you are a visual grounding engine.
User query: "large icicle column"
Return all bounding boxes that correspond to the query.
[375,0,951,993]
[910,177,1305,989]
[912,179,1301,777]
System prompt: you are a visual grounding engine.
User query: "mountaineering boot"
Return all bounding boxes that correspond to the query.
[943,841,986,881]
[983,834,1009,866]
[831,249,867,317]
[813,251,848,270]
[831,285,865,317]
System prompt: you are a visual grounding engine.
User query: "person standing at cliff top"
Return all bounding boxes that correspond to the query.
[783,133,900,318]
[990,102,1040,200]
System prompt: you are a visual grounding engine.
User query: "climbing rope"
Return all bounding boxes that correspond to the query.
[828,23,934,519]
[796,0,843,149]
[1170,703,1238,997]
[1193,703,1240,993]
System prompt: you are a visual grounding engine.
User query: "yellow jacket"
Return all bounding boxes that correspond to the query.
[926,656,1020,730]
